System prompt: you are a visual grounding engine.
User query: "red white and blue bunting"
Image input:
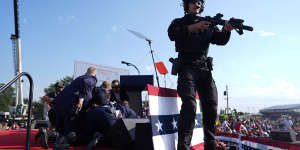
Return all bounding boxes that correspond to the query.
[147,85,204,150]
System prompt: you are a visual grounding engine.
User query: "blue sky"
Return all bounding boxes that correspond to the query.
[0,0,299,113]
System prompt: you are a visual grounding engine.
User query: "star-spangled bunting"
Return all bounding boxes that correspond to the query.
[151,114,202,136]
[155,120,163,132]
[195,119,199,126]
[172,118,177,130]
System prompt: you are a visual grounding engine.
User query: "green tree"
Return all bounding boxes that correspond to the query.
[61,76,73,87]
[237,111,244,116]
[44,76,73,95]
[32,101,44,119]
[0,84,15,112]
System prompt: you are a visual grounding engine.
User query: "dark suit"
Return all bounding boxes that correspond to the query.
[76,106,117,144]
[92,87,137,118]
[53,75,97,135]
[92,87,109,106]
[110,88,130,104]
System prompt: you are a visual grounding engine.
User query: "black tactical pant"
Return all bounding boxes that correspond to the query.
[177,66,218,150]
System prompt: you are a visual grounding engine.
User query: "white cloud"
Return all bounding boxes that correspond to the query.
[244,78,300,99]
[250,73,261,79]
[219,77,300,113]
[57,15,77,22]
[144,65,154,72]
[271,78,299,98]
[111,25,124,32]
[257,30,276,37]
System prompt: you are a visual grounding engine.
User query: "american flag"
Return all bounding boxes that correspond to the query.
[147,85,204,150]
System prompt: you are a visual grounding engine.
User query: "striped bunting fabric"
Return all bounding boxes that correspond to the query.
[147,84,204,150]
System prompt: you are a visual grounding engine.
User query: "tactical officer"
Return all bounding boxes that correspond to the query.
[168,0,234,149]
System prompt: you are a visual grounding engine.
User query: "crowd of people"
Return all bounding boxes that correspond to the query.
[0,120,26,130]
[216,114,300,138]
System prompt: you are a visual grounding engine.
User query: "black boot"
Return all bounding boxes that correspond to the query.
[67,131,77,144]
[47,129,57,143]
[88,132,104,150]
[53,135,69,150]
[35,127,49,149]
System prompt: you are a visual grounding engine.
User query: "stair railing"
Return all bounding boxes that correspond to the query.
[0,72,33,150]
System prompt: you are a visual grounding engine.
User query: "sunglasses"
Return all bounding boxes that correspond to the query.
[189,0,203,5]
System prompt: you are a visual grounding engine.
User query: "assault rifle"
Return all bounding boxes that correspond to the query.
[204,13,253,35]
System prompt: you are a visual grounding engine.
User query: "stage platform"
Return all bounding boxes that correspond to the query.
[2,129,300,150]
[0,129,121,150]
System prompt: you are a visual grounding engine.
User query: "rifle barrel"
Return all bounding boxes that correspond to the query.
[243,25,253,31]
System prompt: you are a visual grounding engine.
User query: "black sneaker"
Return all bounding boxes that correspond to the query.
[88,132,104,150]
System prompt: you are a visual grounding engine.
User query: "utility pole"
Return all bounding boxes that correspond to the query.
[12,0,24,115]
[224,85,229,114]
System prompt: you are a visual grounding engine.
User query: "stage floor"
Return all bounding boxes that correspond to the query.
[0,129,120,150]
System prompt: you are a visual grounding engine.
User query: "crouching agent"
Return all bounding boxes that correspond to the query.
[52,67,98,146]
[93,82,137,119]
[78,86,137,149]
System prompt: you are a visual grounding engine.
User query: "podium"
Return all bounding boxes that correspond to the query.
[120,75,153,116]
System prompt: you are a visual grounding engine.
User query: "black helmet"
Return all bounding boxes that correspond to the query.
[183,0,205,14]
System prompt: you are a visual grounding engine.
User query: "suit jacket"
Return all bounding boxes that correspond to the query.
[53,75,97,115]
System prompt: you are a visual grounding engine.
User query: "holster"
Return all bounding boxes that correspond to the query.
[169,58,181,76]
[169,56,213,74]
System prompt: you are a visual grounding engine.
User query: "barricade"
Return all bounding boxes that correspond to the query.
[216,132,300,150]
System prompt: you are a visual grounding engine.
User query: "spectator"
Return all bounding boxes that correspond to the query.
[41,81,64,129]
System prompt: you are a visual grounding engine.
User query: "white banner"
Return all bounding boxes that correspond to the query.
[74,60,129,86]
